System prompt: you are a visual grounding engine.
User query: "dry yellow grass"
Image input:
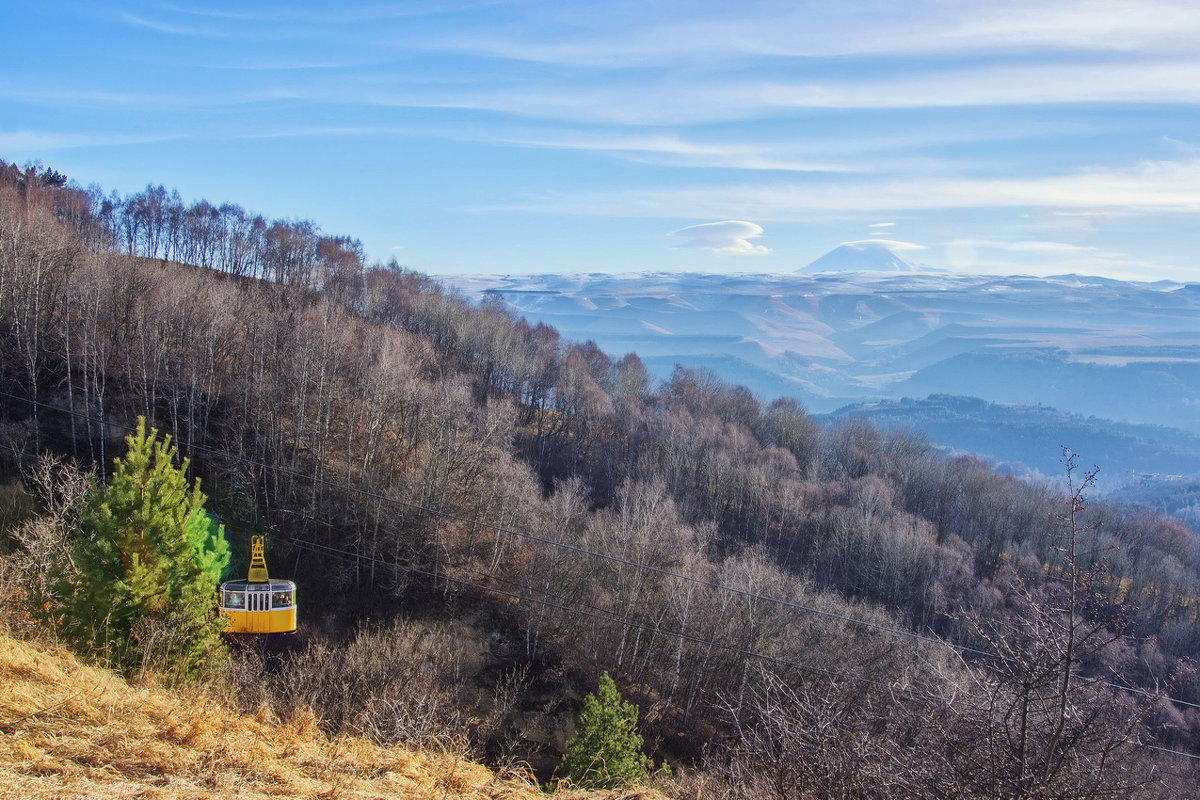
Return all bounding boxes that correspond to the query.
[0,634,666,800]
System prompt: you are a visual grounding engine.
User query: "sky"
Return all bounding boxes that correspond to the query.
[4,0,1200,280]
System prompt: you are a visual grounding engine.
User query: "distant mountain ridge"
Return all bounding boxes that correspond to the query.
[441,271,1200,468]
[823,394,1200,489]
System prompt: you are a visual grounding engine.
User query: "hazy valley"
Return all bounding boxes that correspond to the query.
[444,268,1200,494]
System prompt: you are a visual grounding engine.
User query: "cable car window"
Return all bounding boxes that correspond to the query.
[223,591,245,608]
[271,591,293,608]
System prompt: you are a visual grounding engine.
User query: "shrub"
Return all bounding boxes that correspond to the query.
[557,671,652,789]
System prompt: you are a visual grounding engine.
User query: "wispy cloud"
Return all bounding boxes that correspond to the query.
[489,132,862,172]
[914,0,1200,54]
[335,57,1200,127]
[758,59,1200,110]
[164,1,503,24]
[116,11,226,37]
[10,0,1196,281]
[0,83,273,110]
[669,220,772,255]
[947,238,1107,256]
[506,157,1200,219]
[433,0,1200,67]
[943,237,1171,279]
[227,124,426,140]
[845,238,925,251]
[200,58,380,72]
[1004,240,1100,254]
[112,7,324,43]
[0,130,184,152]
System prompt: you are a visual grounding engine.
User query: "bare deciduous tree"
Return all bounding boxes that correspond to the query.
[940,451,1161,799]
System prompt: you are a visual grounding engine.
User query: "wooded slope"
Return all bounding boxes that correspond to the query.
[3,160,1200,796]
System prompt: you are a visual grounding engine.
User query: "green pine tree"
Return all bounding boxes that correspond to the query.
[557,671,654,789]
[58,418,230,682]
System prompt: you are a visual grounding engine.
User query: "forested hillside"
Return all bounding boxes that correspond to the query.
[2,160,1200,797]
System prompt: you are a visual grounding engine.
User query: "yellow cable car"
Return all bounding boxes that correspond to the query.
[218,535,297,634]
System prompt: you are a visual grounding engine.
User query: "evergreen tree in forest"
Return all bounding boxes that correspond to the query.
[557,671,654,789]
[58,418,230,681]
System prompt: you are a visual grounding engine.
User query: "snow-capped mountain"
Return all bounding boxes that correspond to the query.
[798,240,924,273]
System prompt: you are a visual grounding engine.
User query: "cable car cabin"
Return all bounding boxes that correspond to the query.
[219,535,297,634]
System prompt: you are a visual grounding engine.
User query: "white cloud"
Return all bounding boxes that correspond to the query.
[117,12,214,36]
[507,157,1200,219]
[945,239,1106,269]
[669,220,772,256]
[344,54,1200,128]
[935,158,1200,211]
[486,132,860,173]
[758,58,1200,111]
[431,0,1200,67]
[868,222,896,228]
[203,58,379,71]
[1051,210,1137,217]
[1004,240,1098,254]
[941,237,1171,278]
[943,239,1174,280]
[0,130,183,152]
[842,239,926,251]
[915,0,1200,55]
[948,238,1100,253]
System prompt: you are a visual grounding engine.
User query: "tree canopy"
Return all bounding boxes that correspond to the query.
[58,418,229,681]
[557,671,653,790]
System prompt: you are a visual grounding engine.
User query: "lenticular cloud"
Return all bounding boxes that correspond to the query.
[670,220,772,255]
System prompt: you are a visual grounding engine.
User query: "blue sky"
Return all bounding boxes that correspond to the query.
[4,0,1200,280]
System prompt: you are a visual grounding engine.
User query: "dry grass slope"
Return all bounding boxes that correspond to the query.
[0,635,665,800]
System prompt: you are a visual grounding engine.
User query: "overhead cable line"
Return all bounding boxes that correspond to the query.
[0,390,989,658]
[264,503,1200,761]
[237,503,1200,764]
[283,533,946,701]
[5,390,1200,718]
